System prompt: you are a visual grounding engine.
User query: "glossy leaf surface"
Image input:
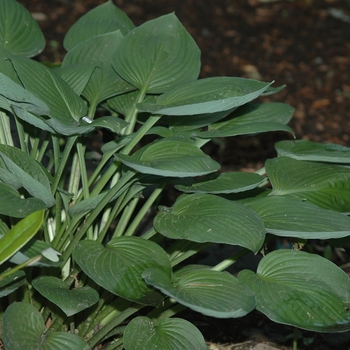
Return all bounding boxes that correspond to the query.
[238,250,350,332]
[154,193,265,253]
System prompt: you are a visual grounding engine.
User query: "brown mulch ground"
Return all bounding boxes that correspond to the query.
[14,1,350,349]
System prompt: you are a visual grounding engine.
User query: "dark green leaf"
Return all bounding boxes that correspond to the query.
[64,1,134,50]
[0,0,45,57]
[154,193,265,253]
[113,13,200,93]
[144,267,256,318]
[137,77,272,115]
[73,237,171,306]
[266,157,350,212]
[32,276,99,317]
[238,250,350,332]
[124,316,206,350]
[0,270,26,298]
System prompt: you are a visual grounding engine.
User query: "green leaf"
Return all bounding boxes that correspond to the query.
[113,13,200,93]
[115,139,220,177]
[266,157,350,212]
[64,0,134,51]
[32,276,99,317]
[0,182,45,218]
[154,193,265,253]
[63,31,135,107]
[57,64,96,95]
[0,270,26,298]
[238,250,350,332]
[175,172,265,194]
[275,140,350,164]
[137,77,272,116]
[197,102,294,138]
[0,72,49,115]
[107,90,141,116]
[0,0,45,57]
[144,267,256,318]
[83,116,129,134]
[9,55,87,126]
[124,316,206,350]
[247,196,350,239]
[2,302,90,349]
[73,237,171,306]
[0,210,44,265]
[0,145,55,207]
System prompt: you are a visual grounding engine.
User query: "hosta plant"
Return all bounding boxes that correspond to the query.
[1,0,350,349]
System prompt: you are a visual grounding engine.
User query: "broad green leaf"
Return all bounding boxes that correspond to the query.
[107,90,141,116]
[0,210,44,265]
[63,31,135,107]
[0,44,20,82]
[9,55,87,126]
[143,267,256,318]
[0,270,26,298]
[0,72,49,115]
[115,139,220,177]
[197,102,294,138]
[64,0,134,50]
[32,276,99,317]
[238,250,350,332]
[0,145,55,207]
[247,196,350,239]
[113,13,200,93]
[73,236,171,306]
[0,0,45,57]
[57,64,96,95]
[266,157,350,212]
[0,182,45,218]
[175,172,265,194]
[2,302,90,349]
[137,77,272,116]
[154,193,265,253]
[163,109,234,132]
[124,316,206,350]
[275,140,350,164]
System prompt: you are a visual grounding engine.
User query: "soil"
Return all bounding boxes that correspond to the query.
[13,0,350,349]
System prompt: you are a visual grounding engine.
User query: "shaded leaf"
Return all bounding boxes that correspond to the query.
[238,250,350,332]
[154,193,265,253]
[137,77,272,116]
[113,13,200,93]
[247,196,350,239]
[2,302,90,349]
[73,237,171,306]
[64,0,134,50]
[144,267,256,318]
[0,0,45,57]
[0,270,26,298]
[275,140,350,164]
[266,157,350,212]
[124,316,206,350]
[115,139,220,177]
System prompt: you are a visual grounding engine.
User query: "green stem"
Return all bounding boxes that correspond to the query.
[112,197,139,238]
[88,304,144,348]
[124,184,165,236]
[211,247,252,272]
[293,327,298,350]
[61,171,136,265]
[14,116,28,152]
[0,111,14,146]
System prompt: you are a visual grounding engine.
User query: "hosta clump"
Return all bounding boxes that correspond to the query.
[0,0,350,349]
